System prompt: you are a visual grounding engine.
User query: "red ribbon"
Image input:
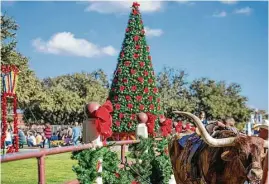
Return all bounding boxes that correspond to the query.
[146,113,156,136]
[96,160,101,171]
[92,100,113,141]
[160,119,172,137]
[175,121,183,133]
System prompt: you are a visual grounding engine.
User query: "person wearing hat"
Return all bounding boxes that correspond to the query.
[254,120,269,184]
[253,120,269,140]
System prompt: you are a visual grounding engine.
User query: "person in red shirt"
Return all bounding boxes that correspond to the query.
[43,123,52,148]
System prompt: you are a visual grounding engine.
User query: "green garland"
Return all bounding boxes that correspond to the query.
[72,138,173,184]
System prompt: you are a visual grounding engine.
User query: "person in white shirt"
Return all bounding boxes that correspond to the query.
[27,133,36,147]
[5,129,12,147]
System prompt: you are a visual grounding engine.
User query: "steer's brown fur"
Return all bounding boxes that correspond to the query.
[169,131,265,184]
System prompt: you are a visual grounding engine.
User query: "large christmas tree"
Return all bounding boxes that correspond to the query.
[108,2,163,134]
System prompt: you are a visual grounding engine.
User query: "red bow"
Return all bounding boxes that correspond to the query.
[132,2,140,7]
[160,119,172,137]
[92,100,113,141]
[146,113,156,136]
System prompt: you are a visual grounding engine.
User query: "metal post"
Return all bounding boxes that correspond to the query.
[121,145,125,163]
[37,155,45,184]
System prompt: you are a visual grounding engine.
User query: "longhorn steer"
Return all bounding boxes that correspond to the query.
[169,112,268,184]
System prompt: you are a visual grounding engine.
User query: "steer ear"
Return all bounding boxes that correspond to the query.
[221,150,237,161]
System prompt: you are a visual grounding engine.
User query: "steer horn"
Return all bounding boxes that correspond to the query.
[173,111,236,147]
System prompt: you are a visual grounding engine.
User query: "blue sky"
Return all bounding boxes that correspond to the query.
[2,1,268,111]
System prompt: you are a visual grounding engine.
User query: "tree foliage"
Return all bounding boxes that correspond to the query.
[23,71,109,124]
[1,14,44,111]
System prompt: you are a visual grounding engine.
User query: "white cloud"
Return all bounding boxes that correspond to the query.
[144,27,163,37]
[234,7,252,15]
[220,0,237,5]
[32,32,117,58]
[176,0,196,6]
[212,11,227,18]
[85,1,163,14]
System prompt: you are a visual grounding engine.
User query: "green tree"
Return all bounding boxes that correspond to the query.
[24,71,109,124]
[190,78,250,122]
[157,67,196,118]
[108,2,163,133]
[1,14,44,111]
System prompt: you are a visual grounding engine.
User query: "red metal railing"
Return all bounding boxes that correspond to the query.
[0,140,142,184]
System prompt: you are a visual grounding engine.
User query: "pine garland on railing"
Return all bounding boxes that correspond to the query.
[71,137,173,184]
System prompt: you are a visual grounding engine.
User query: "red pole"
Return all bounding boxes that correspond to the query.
[121,145,125,163]
[38,155,45,184]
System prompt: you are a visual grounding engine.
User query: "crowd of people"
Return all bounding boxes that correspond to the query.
[4,122,82,149]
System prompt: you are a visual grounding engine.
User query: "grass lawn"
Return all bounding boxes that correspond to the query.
[1,153,77,184]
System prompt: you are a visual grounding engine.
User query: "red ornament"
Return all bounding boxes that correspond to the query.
[131,114,136,120]
[114,96,118,101]
[136,96,142,101]
[139,62,145,67]
[148,78,153,83]
[149,104,154,110]
[158,106,161,110]
[130,69,136,75]
[113,78,118,83]
[87,102,101,114]
[119,113,124,119]
[128,103,133,109]
[115,172,120,178]
[126,28,130,32]
[144,87,149,93]
[140,20,143,24]
[131,85,137,91]
[137,77,144,83]
[122,78,128,83]
[141,29,145,35]
[153,87,158,93]
[135,45,141,50]
[120,86,125,91]
[157,98,160,102]
[115,121,120,127]
[111,88,115,91]
[148,96,153,101]
[133,35,140,42]
[147,46,150,52]
[115,104,121,110]
[124,61,131,66]
[137,112,148,123]
[152,71,155,75]
[139,104,145,110]
[125,95,131,101]
[121,52,124,58]
[133,53,139,59]
[144,71,148,76]
[128,122,132,128]
[117,68,122,74]
[148,56,151,60]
